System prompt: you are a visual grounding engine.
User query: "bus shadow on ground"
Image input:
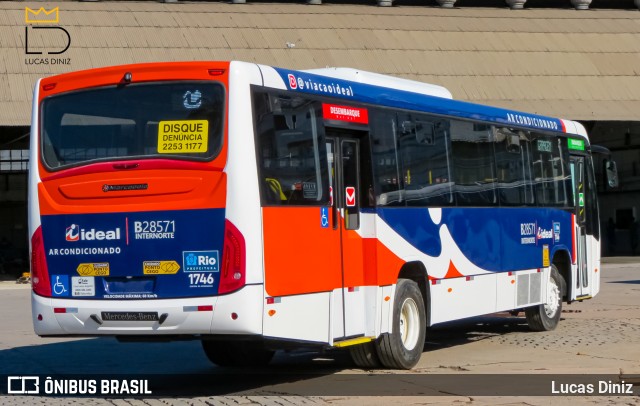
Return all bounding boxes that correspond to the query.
[0,314,540,396]
[608,280,640,284]
[0,315,531,375]
[424,313,531,350]
[0,338,349,396]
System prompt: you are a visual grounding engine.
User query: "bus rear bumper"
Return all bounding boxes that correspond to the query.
[31,284,264,337]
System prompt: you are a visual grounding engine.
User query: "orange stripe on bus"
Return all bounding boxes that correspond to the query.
[374,238,406,286]
[38,170,226,215]
[263,207,342,297]
[263,208,406,297]
[444,260,463,279]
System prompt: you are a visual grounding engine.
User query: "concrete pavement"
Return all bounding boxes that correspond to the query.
[0,258,638,404]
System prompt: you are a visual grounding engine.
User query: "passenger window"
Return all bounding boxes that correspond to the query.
[397,113,453,206]
[494,127,535,206]
[253,91,329,206]
[451,121,497,206]
[531,134,572,207]
[370,110,403,206]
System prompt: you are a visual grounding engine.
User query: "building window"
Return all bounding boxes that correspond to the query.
[0,149,29,172]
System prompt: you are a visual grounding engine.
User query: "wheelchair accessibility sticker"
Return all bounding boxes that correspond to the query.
[51,275,70,297]
[320,207,329,228]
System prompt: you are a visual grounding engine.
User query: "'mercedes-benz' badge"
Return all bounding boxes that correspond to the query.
[102,184,148,192]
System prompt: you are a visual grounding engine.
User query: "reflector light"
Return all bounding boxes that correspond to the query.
[42,83,56,91]
[54,308,77,314]
[231,313,238,320]
[184,305,213,312]
[37,314,43,321]
[268,310,276,317]
[208,69,226,76]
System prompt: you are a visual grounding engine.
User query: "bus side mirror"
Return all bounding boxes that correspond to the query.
[605,160,619,188]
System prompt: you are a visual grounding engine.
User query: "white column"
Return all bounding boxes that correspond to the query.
[436,0,457,8]
[570,0,592,10]
[506,0,527,9]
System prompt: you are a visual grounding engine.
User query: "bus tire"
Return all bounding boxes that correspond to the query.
[201,339,275,367]
[349,341,381,369]
[375,279,426,369]
[525,265,563,332]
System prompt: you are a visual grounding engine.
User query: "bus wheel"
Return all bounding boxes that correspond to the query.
[349,341,381,369]
[375,279,426,369]
[201,340,275,367]
[525,265,563,332]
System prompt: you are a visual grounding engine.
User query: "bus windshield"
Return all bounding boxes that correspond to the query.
[41,81,225,169]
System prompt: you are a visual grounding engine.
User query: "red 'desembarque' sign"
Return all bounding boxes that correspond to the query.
[322,104,369,124]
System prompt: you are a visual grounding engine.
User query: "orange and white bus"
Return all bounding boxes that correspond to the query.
[29,61,617,369]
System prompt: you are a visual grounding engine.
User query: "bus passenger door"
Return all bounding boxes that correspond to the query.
[570,156,592,299]
[326,132,368,341]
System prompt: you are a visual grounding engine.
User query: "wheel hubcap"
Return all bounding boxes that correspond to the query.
[399,297,420,351]
[544,277,560,318]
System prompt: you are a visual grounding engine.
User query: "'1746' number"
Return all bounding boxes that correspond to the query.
[188,273,214,286]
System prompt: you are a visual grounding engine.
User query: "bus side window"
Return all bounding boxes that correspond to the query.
[397,113,453,207]
[450,121,497,207]
[370,109,403,206]
[493,127,535,206]
[585,156,600,240]
[253,91,329,207]
[531,134,572,207]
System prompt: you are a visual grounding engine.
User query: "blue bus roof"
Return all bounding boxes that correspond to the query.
[274,67,571,136]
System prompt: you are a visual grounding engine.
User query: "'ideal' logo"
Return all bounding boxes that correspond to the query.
[537,227,553,240]
[65,225,121,242]
[65,224,79,241]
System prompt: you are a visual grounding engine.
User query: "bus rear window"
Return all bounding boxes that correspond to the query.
[41,82,224,169]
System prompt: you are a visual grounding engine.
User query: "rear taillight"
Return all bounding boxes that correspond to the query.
[31,226,52,297]
[218,220,246,295]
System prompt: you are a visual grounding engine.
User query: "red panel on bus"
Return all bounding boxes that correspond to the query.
[322,104,369,124]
